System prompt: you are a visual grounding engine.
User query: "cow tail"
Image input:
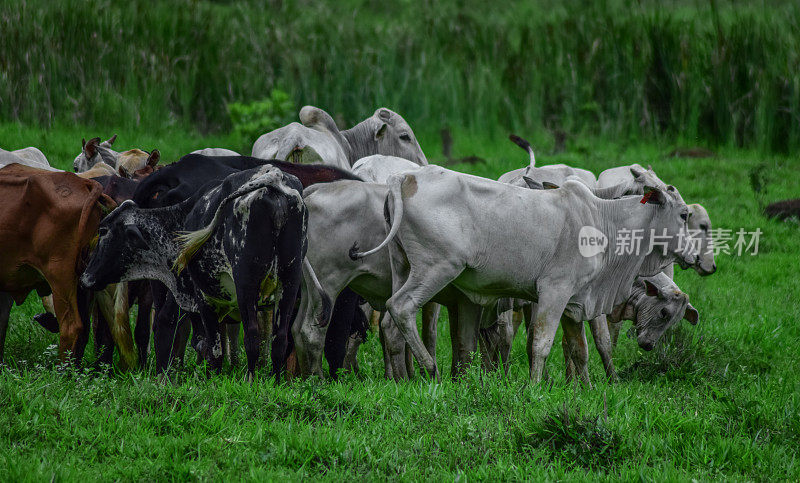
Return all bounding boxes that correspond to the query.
[303,257,332,326]
[172,172,279,273]
[509,134,536,166]
[348,174,405,260]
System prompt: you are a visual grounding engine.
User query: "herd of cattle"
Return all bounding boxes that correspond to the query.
[0,106,716,386]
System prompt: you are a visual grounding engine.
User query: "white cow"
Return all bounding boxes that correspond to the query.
[252,106,427,169]
[351,166,696,383]
[0,147,59,171]
[498,135,596,189]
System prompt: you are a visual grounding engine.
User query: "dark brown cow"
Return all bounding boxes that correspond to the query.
[0,164,113,362]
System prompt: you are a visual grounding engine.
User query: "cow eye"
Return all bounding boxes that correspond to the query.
[98,227,108,237]
[660,308,669,319]
[399,133,411,142]
[699,224,708,232]
[680,213,688,221]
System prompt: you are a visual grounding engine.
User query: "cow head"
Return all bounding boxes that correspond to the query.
[371,108,428,166]
[74,135,117,173]
[687,203,716,275]
[81,200,150,290]
[629,277,699,350]
[117,149,159,178]
[629,166,666,193]
[638,183,698,273]
[344,108,428,166]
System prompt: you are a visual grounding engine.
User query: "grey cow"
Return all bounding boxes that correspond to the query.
[497,135,596,189]
[252,106,427,169]
[351,166,697,383]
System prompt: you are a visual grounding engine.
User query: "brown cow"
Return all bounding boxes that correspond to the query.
[0,164,114,363]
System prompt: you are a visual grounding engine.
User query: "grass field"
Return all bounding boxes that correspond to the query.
[0,122,798,480]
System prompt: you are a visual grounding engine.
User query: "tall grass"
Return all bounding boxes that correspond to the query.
[1,0,798,151]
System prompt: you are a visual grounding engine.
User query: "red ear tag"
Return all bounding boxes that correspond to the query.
[640,191,653,204]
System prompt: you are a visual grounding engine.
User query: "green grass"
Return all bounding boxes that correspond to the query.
[2,0,800,152]
[1,123,799,480]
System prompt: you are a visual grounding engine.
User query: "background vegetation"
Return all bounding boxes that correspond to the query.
[2,0,800,151]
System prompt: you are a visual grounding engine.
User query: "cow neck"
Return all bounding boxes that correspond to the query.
[593,178,638,200]
[340,120,375,164]
[574,196,661,317]
[136,201,199,311]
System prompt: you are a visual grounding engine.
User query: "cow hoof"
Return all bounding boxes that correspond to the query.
[33,313,59,333]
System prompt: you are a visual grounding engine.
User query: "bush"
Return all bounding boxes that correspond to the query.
[227,90,295,145]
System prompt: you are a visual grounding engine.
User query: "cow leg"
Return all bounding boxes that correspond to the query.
[93,307,115,367]
[236,295,261,380]
[589,315,617,381]
[256,308,271,368]
[33,295,59,333]
[385,264,461,380]
[342,303,370,374]
[380,313,411,380]
[446,304,460,378]
[478,313,507,373]
[526,290,569,384]
[421,302,440,362]
[607,318,624,348]
[105,283,137,370]
[377,313,397,379]
[450,298,481,378]
[0,293,14,362]
[152,294,182,373]
[271,270,302,380]
[291,266,330,378]
[224,321,241,367]
[132,282,153,366]
[324,288,358,379]
[198,304,223,373]
[560,315,592,388]
[50,276,89,363]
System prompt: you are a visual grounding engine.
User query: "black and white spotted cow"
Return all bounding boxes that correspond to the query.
[81,165,309,378]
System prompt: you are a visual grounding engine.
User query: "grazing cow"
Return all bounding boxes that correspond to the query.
[73,135,120,173]
[116,149,160,178]
[498,135,596,189]
[252,106,427,168]
[351,155,421,184]
[82,166,309,378]
[491,164,692,379]
[597,164,716,276]
[31,173,150,369]
[487,273,699,378]
[297,157,449,380]
[351,166,696,382]
[764,199,800,221]
[1,147,58,171]
[129,154,358,372]
[0,164,114,363]
[192,148,242,157]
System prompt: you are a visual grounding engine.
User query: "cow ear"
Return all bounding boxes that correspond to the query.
[105,134,117,146]
[684,303,699,325]
[125,224,148,250]
[377,108,392,122]
[641,186,666,205]
[374,123,388,140]
[84,137,100,158]
[630,167,645,179]
[643,279,660,297]
[542,181,560,190]
[147,149,160,168]
[522,176,543,190]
